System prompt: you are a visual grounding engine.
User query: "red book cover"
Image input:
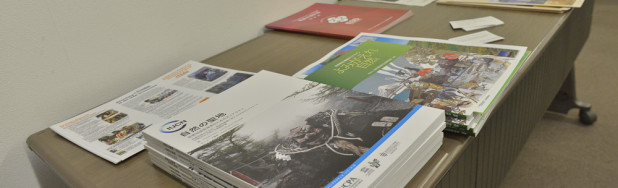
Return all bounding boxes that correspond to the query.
[265,3,413,39]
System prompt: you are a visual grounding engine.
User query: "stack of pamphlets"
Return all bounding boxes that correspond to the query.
[143,71,445,188]
[436,0,584,13]
[265,3,413,39]
[293,33,527,136]
[49,61,254,164]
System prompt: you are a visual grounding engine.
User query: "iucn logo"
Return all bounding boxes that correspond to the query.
[160,120,187,133]
[339,178,359,188]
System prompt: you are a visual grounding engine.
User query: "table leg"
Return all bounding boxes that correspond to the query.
[548,69,597,125]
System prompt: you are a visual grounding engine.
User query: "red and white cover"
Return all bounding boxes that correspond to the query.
[265,3,413,39]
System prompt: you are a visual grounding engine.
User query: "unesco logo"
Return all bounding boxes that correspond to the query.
[160,120,187,133]
[325,15,360,25]
[327,16,349,23]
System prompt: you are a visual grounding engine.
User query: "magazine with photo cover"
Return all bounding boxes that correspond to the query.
[294,33,527,135]
[49,61,254,164]
[143,70,445,188]
[148,122,444,188]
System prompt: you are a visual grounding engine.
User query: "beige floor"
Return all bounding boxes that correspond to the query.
[499,0,618,187]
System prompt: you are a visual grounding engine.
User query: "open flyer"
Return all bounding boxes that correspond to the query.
[50,61,254,164]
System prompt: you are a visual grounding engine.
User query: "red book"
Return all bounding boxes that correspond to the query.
[265,3,413,39]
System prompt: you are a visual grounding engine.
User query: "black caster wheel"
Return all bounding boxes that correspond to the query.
[579,110,597,125]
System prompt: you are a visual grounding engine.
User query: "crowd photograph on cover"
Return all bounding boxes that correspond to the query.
[306,35,520,115]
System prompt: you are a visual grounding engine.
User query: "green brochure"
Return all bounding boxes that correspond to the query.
[305,40,412,89]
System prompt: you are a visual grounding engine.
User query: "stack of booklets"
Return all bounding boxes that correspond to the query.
[436,0,585,13]
[143,71,445,187]
[265,3,413,39]
[293,33,527,136]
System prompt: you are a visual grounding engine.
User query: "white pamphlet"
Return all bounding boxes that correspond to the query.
[448,30,504,43]
[450,16,504,31]
[50,61,254,164]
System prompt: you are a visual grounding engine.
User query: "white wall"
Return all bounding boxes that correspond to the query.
[0,0,335,187]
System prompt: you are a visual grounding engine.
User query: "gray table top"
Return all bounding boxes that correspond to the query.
[27,1,580,187]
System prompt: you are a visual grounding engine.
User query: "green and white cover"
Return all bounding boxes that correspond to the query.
[294,33,527,136]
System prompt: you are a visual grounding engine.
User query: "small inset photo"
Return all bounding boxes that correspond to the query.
[104,112,127,123]
[144,89,177,104]
[98,122,146,145]
[206,73,253,94]
[189,66,228,81]
[96,110,118,120]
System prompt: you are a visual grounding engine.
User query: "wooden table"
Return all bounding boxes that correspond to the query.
[27,0,594,187]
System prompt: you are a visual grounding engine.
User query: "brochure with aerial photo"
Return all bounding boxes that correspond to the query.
[295,33,527,120]
[143,71,445,188]
[50,61,254,164]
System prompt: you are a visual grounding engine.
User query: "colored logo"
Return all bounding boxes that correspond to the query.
[369,158,381,168]
[160,120,187,133]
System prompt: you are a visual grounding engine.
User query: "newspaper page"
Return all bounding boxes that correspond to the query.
[50,61,254,164]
